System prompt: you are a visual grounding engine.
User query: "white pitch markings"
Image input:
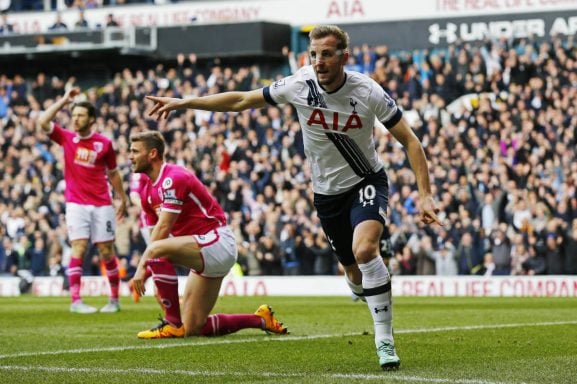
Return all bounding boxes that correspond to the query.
[394,320,577,335]
[0,320,575,361]
[0,365,512,384]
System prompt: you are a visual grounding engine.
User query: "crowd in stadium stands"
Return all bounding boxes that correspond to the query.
[0,8,122,33]
[1,35,576,283]
[4,0,163,13]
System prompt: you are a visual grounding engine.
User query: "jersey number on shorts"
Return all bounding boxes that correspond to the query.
[358,185,376,207]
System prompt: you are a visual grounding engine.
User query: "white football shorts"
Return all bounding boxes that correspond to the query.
[193,226,238,278]
[65,202,116,243]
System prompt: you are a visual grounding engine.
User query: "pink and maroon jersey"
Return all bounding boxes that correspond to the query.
[140,163,226,236]
[130,172,150,228]
[49,123,117,206]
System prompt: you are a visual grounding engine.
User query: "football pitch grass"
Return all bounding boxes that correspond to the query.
[0,295,576,384]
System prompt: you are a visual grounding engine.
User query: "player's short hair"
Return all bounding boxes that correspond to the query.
[309,25,350,50]
[130,131,166,159]
[71,101,96,119]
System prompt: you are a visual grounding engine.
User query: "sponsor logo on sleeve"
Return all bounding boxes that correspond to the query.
[162,177,173,189]
[273,79,286,89]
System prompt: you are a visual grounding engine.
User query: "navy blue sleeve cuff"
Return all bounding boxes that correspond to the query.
[262,87,276,106]
[382,109,402,129]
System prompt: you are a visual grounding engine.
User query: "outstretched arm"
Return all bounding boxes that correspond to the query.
[146,88,266,120]
[37,87,80,132]
[388,117,443,227]
[108,169,129,221]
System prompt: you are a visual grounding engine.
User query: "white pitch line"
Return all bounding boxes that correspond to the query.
[0,365,511,384]
[394,320,577,334]
[0,320,575,361]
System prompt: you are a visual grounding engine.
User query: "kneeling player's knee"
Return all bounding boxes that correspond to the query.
[185,328,201,337]
[184,317,206,337]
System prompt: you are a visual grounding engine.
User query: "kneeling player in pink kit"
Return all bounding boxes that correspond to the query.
[129,131,287,338]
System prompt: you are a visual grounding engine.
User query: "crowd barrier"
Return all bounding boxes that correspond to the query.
[1,275,576,297]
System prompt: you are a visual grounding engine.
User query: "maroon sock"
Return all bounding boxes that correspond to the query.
[200,313,263,336]
[68,257,83,303]
[147,259,182,327]
[103,257,119,301]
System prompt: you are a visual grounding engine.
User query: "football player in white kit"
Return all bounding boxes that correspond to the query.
[145,25,442,370]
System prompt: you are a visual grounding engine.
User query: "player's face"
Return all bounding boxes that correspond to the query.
[309,35,348,92]
[71,106,93,134]
[129,141,152,174]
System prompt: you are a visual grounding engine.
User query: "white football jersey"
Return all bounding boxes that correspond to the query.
[264,66,402,195]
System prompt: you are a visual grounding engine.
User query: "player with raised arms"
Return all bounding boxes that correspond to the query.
[37,87,128,314]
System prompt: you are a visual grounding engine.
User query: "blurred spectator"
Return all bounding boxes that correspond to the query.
[296,229,316,275]
[256,234,282,275]
[105,13,119,27]
[414,235,435,275]
[31,73,54,107]
[398,246,416,275]
[25,236,47,276]
[490,226,512,275]
[12,0,43,10]
[544,232,564,275]
[48,253,64,278]
[563,220,577,274]
[48,13,68,31]
[522,245,547,276]
[0,12,14,35]
[480,252,496,276]
[74,10,89,29]
[431,241,457,276]
[0,238,16,274]
[279,223,299,275]
[456,232,483,275]
[312,233,336,275]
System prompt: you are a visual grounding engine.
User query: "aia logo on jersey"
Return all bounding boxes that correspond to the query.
[162,177,173,189]
[93,142,103,153]
[307,108,362,132]
[273,79,286,89]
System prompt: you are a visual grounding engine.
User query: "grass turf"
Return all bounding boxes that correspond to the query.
[0,295,575,383]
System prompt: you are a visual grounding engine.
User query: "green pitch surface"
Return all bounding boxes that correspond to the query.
[0,296,576,384]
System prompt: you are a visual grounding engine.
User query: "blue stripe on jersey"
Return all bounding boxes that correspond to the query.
[382,109,403,129]
[262,87,276,105]
[325,132,374,177]
[306,79,327,108]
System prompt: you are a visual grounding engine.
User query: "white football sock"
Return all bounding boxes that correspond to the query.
[358,256,394,347]
[344,272,364,298]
